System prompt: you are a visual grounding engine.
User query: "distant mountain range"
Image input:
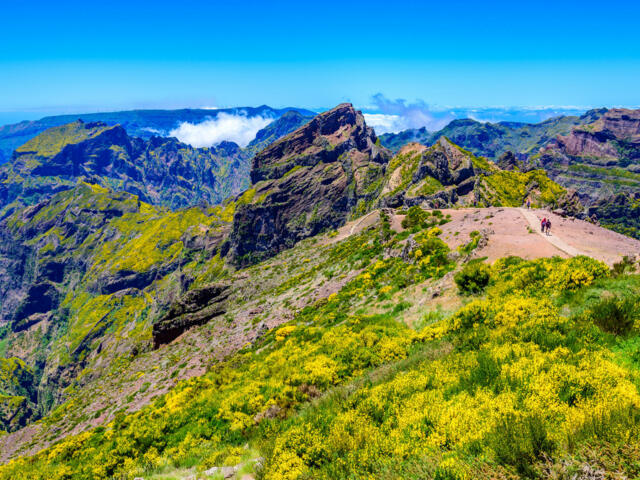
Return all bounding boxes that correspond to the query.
[0,110,313,216]
[379,109,607,158]
[0,106,316,164]
[2,104,639,237]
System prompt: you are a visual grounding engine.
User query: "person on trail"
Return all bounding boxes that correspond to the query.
[526,199,531,209]
[546,218,551,235]
[541,217,546,233]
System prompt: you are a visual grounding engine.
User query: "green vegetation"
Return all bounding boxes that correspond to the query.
[3,106,640,479]
[15,121,112,157]
[454,261,491,294]
[401,206,447,231]
[2,203,640,479]
[476,169,566,207]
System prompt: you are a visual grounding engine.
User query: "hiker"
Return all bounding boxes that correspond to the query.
[546,218,551,235]
[526,198,531,209]
[541,217,546,233]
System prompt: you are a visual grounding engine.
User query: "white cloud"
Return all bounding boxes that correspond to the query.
[169,112,272,148]
[141,127,164,135]
[364,94,454,134]
[363,113,404,134]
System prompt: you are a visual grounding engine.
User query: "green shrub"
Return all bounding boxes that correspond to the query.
[401,206,430,230]
[454,262,491,294]
[489,413,555,476]
[612,256,636,276]
[589,295,638,335]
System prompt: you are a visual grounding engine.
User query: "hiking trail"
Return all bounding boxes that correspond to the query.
[518,208,585,257]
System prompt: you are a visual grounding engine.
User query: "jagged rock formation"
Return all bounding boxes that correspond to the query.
[230,103,391,265]
[497,151,520,171]
[152,283,231,348]
[380,139,476,208]
[378,137,565,210]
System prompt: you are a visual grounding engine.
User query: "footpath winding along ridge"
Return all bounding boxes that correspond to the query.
[518,207,585,257]
[337,207,639,266]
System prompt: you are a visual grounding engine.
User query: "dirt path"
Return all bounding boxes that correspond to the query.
[350,210,379,235]
[434,207,639,266]
[518,208,585,257]
[327,206,638,265]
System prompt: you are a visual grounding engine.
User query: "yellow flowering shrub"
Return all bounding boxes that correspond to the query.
[1,232,639,480]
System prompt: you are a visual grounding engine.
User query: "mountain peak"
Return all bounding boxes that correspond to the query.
[231,104,391,264]
[250,103,385,183]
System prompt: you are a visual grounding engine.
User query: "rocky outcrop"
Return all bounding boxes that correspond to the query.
[250,103,389,183]
[152,283,231,348]
[497,151,520,171]
[230,103,391,265]
[11,283,59,332]
[416,137,476,185]
[380,137,478,208]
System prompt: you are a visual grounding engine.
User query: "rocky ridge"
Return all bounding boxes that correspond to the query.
[231,103,391,265]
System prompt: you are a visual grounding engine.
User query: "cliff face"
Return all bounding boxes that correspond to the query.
[542,109,640,165]
[537,109,640,206]
[231,104,391,265]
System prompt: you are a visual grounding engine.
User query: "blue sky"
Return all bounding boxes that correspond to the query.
[1,0,640,122]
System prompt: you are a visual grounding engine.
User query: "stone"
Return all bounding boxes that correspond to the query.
[152,283,231,348]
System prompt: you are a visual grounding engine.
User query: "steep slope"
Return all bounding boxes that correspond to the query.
[0,183,234,431]
[0,120,252,213]
[1,202,639,479]
[230,103,391,265]
[0,106,316,164]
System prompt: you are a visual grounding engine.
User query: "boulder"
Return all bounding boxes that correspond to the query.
[152,283,231,348]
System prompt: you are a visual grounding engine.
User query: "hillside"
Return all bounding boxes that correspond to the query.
[0,106,316,165]
[1,105,640,480]
[0,111,312,215]
[381,108,640,239]
[0,120,251,213]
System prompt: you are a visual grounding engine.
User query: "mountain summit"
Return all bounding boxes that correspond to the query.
[231,103,391,264]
